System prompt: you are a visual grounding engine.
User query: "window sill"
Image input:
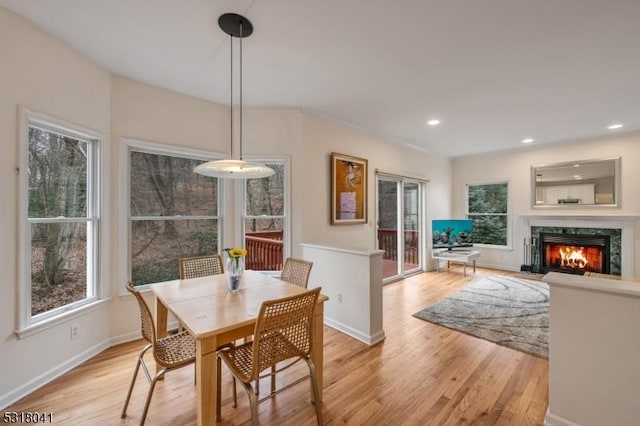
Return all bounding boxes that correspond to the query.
[15,298,111,340]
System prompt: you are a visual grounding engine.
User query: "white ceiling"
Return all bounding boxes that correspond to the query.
[2,0,639,157]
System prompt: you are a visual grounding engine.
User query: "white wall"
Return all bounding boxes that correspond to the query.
[545,272,640,426]
[302,244,385,345]
[0,5,451,406]
[0,7,112,406]
[298,114,452,253]
[452,134,640,275]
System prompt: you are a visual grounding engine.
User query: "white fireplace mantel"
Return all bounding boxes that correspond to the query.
[519,215,637,277]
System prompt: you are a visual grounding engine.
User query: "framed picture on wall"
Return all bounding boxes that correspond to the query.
[331,152,368,225]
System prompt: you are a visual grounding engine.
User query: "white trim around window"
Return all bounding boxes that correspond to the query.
[17,107,107,336]
[240,155,291,274]
[465,180,512,249]
[118,138,225,292]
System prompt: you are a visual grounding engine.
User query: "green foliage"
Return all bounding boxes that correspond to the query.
[131,259,177,286]
[468,182,508,245]
[471,215,507,245]
[468,183,507,214]
[189,228,218,255]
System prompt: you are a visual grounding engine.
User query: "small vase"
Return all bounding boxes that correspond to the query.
[226,257,244,293]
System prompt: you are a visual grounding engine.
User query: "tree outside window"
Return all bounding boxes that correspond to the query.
[25,122,99,320]
[467,182,508,246]
[129,149,220,286]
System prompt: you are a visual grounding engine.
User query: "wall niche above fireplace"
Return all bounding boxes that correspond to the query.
[531,158,620,207]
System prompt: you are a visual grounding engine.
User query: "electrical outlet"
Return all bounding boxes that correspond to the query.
[70,324,79,340]
[336,291,342,303]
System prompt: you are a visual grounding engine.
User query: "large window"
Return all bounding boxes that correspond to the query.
[467,182,509,246]
[20,112,101,328]
[128,143,220,286]
[243,160,288,271]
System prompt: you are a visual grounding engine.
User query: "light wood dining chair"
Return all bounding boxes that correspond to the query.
[121,283,197,425]
[179,254,224,279]
[254,257,314,394]
[216,287,323,426]
[280,257,313,288]
[177,254,225,332]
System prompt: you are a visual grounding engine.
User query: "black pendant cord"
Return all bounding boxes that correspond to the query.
[230,32,234,159]
[239,21,243,161]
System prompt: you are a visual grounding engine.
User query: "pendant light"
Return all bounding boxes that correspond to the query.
[194,13,275,179]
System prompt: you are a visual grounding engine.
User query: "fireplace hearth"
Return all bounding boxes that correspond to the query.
[539,233,610,275]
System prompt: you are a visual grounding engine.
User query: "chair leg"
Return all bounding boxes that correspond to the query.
[244,382,260,426]
[233,377,238,407]
[121,344,151,419]
[216,356,222,421]
[305,358,323,426]
[139,369,166,426]
[270,364,276,395]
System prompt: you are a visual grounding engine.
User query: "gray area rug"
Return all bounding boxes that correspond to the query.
[413,275,549,358]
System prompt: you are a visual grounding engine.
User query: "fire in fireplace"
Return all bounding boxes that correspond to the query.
[539,233,610,275]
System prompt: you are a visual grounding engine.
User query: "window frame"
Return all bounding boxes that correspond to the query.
[17,108,105,334]
[120,138,224,290]
[465,180,511,249]
[241,155,290,274]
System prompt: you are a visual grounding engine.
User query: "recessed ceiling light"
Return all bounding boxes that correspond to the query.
[427,119,440,126]
[573,175,582,180]
[522,138,534,144]
[607,123,624,130]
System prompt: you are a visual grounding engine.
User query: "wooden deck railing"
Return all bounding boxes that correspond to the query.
[377,229,419,264]
[244,229,419,271]
[245,231,284,271]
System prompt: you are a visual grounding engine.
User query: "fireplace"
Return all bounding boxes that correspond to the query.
[539,233,610,275]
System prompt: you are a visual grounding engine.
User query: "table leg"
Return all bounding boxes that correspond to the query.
[196,336,218,426]
[311,302,325,403]
[473,260,476,273]
[463,262,467,277]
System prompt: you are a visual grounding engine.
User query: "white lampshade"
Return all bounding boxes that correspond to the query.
[194,159,275,179]
[195,13,275,180]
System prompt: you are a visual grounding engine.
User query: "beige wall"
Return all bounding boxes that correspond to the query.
[299,114,452,251]
[0,5,451,406]
[108,77,304,337]
[452,134,640,274]
[0,7,112,404]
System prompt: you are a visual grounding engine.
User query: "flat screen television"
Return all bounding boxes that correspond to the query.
[432,219,474,250]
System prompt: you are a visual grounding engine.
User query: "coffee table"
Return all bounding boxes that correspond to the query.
[432,249,481,276]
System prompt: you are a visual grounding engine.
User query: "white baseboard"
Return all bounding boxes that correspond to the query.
[0,321,183,410]
[428,262,520,273]
[0,340,110,409]
[477,262,520,272]
[545,408,580,426]
[109,329,142,346]
[108,320,179,346]
[324,317,385,346]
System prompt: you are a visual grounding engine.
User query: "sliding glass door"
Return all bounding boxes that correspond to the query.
[377,174,424,282]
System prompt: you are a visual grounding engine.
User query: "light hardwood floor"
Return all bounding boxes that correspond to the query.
[6,268,548,425]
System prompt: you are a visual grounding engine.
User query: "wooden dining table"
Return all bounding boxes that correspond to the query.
[150,270,328,426]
